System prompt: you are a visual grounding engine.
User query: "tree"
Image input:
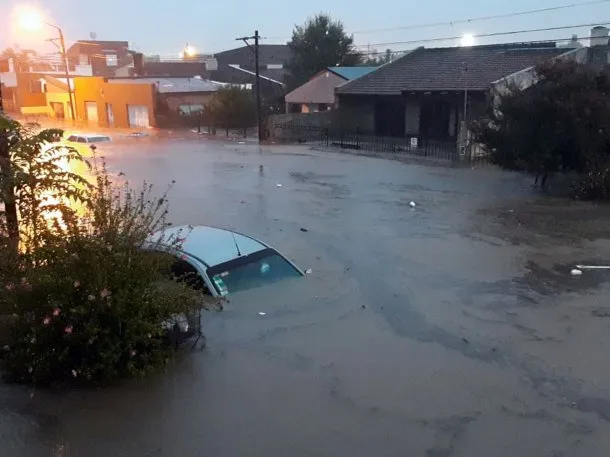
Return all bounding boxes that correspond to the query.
[285,14,362,89]
[206,87,257,136]
[363,48,394,66]
[471,60,610,199]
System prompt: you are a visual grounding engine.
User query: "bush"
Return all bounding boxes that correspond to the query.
[0,122,217,386]
[471,60,610,199]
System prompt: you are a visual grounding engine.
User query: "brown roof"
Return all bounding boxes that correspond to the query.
[338,43,572,95]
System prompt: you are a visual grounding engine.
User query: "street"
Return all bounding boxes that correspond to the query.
[2,136,610,457]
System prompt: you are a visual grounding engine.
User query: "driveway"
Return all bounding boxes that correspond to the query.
[3,137,610,457]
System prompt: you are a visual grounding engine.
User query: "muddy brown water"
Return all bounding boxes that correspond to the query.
[2,140,610,457]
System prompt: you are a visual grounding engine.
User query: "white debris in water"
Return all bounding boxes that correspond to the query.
[238,141,246,144]
[409,201,416,208]
[276,184,283,187]
[258,312,267,316]
[570,269,583,276]
[305,268,313,275]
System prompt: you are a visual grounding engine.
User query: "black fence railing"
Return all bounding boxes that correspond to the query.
[271,121,490,164]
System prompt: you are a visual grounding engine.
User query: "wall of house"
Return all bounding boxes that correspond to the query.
[404,100,420,135]
[161,93,215,113]
[14,73,47,109]
[335,95,374,131]
[74,77,156,128]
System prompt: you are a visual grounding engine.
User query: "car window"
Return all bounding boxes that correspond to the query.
[171,259,211,295]
[206,248,302,295]
[66,135,77,142]
[76,137,87,143]
[88,136,111,143]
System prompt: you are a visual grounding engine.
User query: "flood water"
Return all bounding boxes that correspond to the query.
[2,137,610,457]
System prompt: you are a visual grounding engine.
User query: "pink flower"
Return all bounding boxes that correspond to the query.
[87,294,95,301]
[100,288,111,299]
[73,280,81,288]
[180,255,187,261]
[5,283,15,291]
[64,325,73,334]
[130,350,137,357]
[71,369,78,378]
[52,308,61,317]
[43,317,51,326]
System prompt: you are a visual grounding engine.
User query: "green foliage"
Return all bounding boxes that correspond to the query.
[0,119,218,386]
[285,14,362,89]
[471,60,610,198]
[205,87,257,132]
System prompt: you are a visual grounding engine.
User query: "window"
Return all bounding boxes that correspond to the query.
[105,54,118,67]
[178,104,204,116]
[85,136,111,143]
[267,64,283,69]
[29,80,44,94]
[206,248,302,295]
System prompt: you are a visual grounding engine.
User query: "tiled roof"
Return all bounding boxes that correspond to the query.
[337,43,572,95]
[329,66,377,80]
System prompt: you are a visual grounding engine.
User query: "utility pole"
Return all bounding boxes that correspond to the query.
[58,29,76,121]
[236,30,263,142]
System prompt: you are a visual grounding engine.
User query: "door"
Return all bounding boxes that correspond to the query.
[50,102,65,119]
[127,105,150,128]
[106,103,114,127]
[85,101,98,123]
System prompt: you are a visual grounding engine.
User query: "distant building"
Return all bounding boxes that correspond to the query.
[284,66,377,113]
[66,40,131,77]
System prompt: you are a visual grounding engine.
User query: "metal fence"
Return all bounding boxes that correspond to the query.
[271,121,490,164]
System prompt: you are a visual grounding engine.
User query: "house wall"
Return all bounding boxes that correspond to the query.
[162,93,215,113]
[335,95,375,131]
[405,100,420,135]
[74,77,156,128]
[14,73,47,109]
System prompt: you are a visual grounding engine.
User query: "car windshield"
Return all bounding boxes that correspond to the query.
[206,248,302,295]
[87,136,111,143]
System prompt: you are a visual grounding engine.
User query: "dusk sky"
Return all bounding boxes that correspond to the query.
[0,0,607,57]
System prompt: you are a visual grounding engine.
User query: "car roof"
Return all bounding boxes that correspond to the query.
[148,225,268,267]
[65,133,111,139]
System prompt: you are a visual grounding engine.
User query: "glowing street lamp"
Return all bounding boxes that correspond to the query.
[17,7,76,121]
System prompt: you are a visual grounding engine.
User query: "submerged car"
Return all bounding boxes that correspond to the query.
[146,225,304,298]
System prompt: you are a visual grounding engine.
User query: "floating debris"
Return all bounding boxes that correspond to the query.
[258,312,267,316]
[409,201,416,208]
[570,269,583,276]
[304,268,313,275]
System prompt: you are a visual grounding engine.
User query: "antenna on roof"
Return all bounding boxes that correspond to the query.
[231,230,242,257]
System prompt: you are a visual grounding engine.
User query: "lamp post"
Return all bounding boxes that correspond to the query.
[19,9,76,121]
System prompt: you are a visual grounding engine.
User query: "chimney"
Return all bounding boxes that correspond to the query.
[590,26,609,47]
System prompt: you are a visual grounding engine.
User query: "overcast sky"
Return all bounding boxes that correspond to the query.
[0,0,607,57]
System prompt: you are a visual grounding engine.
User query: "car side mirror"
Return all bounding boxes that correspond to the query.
[90,144,97,152]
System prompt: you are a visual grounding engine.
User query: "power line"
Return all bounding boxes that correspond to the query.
[351,0,610,35]
[264,0,610,40]
[356,35,599,57]
[353,20,610,48]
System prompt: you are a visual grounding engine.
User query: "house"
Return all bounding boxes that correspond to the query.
[335,42,578,146]
[284,66,377,113]
[209,44,291,113]
[66,40,131,77]
[73,76,221,128]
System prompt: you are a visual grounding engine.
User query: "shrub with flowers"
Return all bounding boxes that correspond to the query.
[0,118,217,386]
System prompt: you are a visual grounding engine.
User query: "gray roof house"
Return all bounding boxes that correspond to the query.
[335,42,578,140]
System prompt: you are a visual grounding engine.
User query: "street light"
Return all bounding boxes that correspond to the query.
[18,7,76,122]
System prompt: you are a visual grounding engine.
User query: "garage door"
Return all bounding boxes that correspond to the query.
[127,105,150,128]
[84,101,98,122]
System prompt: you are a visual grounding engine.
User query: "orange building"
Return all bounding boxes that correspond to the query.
[73,76,156,128]
[72,77,221,129]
